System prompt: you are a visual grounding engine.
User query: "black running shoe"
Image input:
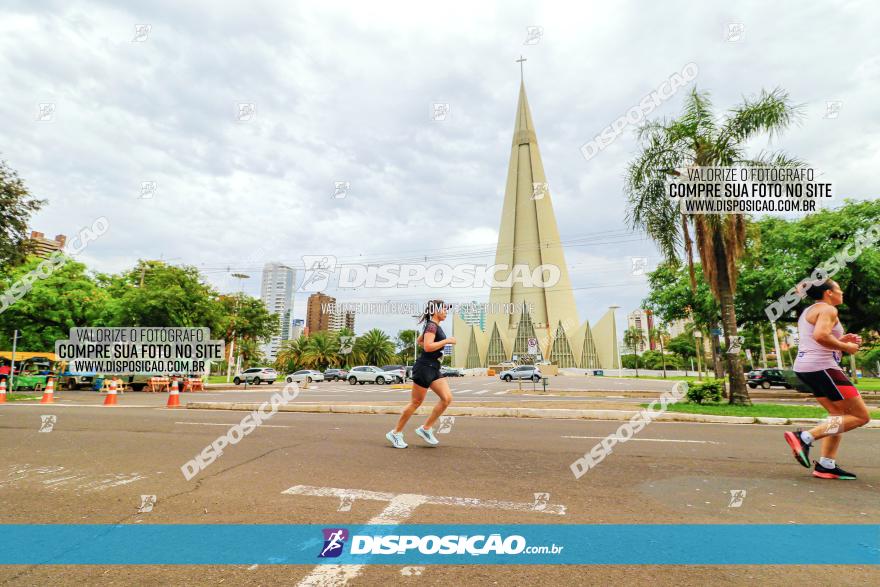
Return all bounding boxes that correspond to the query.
[813,462,857,480]
[783,429,811,468]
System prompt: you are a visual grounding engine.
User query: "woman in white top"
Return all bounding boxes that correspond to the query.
[783,280,870,480]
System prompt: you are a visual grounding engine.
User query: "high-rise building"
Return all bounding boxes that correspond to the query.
[259,263,296,361]
[306,292,336,333]
[627,309,654,354]
[452,78,617,370]
[344,311,355,332]
[291,318,305,341]
[27,231,66,258]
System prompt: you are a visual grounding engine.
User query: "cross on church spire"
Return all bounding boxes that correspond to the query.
[516,55,527,82]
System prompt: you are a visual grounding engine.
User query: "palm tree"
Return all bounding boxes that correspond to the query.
[300,331,339,370]
[334,327,357,367]
[275,336,308,374]
[354,328,396,367]
[623,327,646,377]
[652,324,670,378]
[625,87,803,404]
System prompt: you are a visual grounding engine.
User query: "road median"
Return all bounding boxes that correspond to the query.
[185,401,880,427]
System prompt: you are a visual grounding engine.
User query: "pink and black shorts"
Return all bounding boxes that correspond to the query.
[795,368,860,401]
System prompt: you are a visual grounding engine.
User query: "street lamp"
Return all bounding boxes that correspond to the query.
[226,273,250,383]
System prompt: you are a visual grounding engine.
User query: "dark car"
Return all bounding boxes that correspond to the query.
[324,368,349,382]
[747,368,794,389]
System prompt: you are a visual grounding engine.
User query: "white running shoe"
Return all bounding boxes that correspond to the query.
[386,429,408,449]
[415,426,439,446]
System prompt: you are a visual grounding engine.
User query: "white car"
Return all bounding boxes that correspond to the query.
[285,370,324,384]
[348,366,394,385]
[234,367,277,385]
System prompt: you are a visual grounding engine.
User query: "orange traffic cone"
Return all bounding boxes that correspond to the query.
[40,377,55,404]
[103,378,118,406]
[166,379,181,408]
[0,378,6,403]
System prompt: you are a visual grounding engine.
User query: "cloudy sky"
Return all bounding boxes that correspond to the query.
[2,0,877,336]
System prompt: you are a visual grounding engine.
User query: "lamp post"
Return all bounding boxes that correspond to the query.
[226,273,250,383]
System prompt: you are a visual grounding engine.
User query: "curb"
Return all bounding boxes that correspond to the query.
[184,402,880,427]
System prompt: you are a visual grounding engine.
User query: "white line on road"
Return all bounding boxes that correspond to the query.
[287,484,564,587]
[561,435,718,444]
[175,422,290,428]
[472,390,488,395]
[493,391,508,395]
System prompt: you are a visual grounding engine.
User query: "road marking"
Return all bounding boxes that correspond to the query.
[472,390,488,395]
[561,435,718,444]
[286,485,564,586]
[493,391,508,395]
[455,389,471,394]
[175,422,290,428]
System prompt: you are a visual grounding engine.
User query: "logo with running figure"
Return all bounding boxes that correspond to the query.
[299,255,337,292]
[318,528,349,558]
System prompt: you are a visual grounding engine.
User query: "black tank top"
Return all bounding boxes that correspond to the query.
[417,320,447,365]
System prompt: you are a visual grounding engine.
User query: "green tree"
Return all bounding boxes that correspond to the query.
[275,336,308,374]
[107,260,222,329]
[396,329,418,364]
[626,87,803,404]
[301,331,340,370]
[0,256,110,350]
[0,159,45,267]
[353,328,395,367]
[652,323,670,377]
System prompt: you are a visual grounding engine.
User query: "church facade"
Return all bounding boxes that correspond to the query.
[452,81,620,370]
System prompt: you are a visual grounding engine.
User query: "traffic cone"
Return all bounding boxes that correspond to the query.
[166,379,181,408]
[40,377,55,404]
[0,378,6,403]
[103,378,118,406]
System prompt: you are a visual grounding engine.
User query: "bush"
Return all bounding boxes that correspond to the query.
[686,379,724,404]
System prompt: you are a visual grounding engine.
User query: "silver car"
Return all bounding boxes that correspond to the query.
[285,370,325,384]
[498,365,542,382]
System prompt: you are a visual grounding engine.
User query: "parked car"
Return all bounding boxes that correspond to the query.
[286,369,324,384]
[234,367,277,385]
[440,366,463,377]
[498,365,543,382]
[380,365,406,383]
[747,368,793,389]
[323,368,349,381]
[348,366,394,385]
[499,361,517,369]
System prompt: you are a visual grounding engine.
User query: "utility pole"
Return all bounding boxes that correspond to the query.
[226,273,250,382]
[139,263,147,287]
[759,329,768,369]
[771,323,784,369]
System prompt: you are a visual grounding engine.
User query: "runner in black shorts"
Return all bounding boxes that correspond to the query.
[386,300,456,448]
[782,279,870,479]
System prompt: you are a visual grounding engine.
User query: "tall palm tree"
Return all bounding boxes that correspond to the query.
[354,328,396,367]
[300,331,339,370]
[623,327,646,377]
[625,87,803,404]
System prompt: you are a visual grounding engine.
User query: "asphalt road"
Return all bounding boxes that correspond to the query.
[1,402,878,585]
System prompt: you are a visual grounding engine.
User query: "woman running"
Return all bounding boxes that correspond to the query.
[386,300,456,448]
[783,279,870,479]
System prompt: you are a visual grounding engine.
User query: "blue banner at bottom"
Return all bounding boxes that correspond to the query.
[1,525,878,565]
